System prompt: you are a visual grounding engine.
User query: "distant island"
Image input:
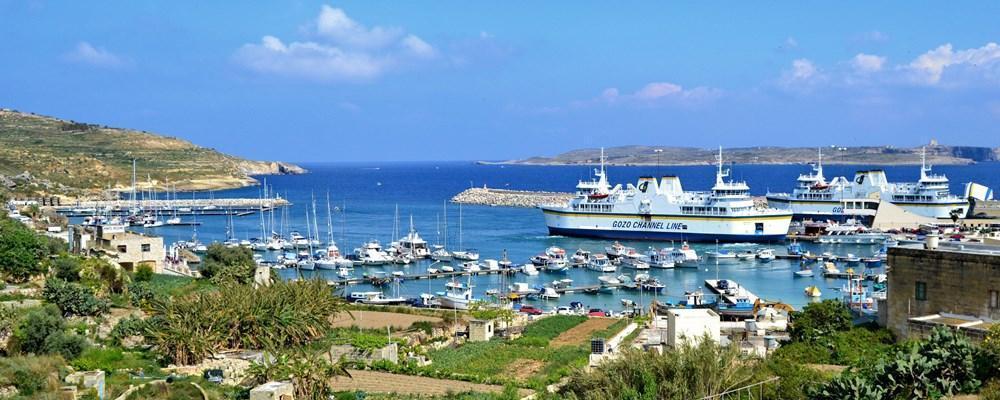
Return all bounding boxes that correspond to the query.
[0,108,305,198]
[487,143,1000,166]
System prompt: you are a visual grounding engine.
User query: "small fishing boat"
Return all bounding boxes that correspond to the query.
[452,249,480,262]
[430,245,453,261]
[706,250,738,264]
[571,249,591,265]
[862,257,883,268]
[605,241,630,259]
[440,265,455,273]
[598,275,621,286]
[736,250,756,261]
[646,247,676,269]
[804,285,822,297]
[844,254,861,266]
[786,240,803,256]
[640,278,666,293]
[436,278,476,310]
[460,261,481,272]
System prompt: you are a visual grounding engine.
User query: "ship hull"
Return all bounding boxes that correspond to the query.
[542,209,791,243]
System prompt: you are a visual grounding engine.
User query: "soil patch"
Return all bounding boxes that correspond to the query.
[331,310,441,330]
[506,359,545,381]
[550,317,617,347]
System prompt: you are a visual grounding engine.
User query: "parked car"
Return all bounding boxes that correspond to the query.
[587,308,605,317]
[555,306,573,315]
[519,305,543,315]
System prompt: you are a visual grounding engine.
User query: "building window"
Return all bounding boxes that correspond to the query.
[141,244,151,252]
[117,245,127,253]
[990,290,999,309]
[915,281,927,301]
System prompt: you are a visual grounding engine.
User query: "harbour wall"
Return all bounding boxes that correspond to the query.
[451,187,573,208]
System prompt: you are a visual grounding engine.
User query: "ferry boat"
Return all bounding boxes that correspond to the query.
[766,148,969,219]
[541,148,792,242]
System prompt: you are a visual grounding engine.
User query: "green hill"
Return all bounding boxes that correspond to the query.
[0,108,304,198]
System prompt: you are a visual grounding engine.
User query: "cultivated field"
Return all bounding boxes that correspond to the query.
[550,317,618,347]
[331,310,442,330]
[329,370,533,397]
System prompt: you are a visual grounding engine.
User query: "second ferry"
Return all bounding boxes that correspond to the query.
[541,148,792,242]
[765,148,969,220]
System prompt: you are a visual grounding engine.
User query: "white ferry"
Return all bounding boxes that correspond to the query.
[766,148,968,219]
[541,148,792,242]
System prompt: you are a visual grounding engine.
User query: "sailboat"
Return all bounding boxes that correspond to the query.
[430,201,453,261]
[451,203,479,261]
[316,193,353,270]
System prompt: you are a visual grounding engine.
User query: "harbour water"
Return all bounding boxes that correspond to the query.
[110,161,1000,311]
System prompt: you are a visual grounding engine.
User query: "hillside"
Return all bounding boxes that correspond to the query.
[494,144,1000,166]
[0,108,305,197]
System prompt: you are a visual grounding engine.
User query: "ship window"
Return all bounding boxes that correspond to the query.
[915,281,927,301]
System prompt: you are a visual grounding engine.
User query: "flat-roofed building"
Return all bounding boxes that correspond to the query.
[72,224,164,273]
[886,240,1000,340]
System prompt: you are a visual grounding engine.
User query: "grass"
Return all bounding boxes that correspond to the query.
[424,315,591,388]
[590,318,629,339]
[146,274,216,299]
[71,347,161,374]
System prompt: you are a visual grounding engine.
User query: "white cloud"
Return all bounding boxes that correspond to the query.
[903,42,1000,85]
[586,82,721,107]
[851,53,886,73]
[777,58,827,91]
[65,42,129,68]
[235,5,436,82]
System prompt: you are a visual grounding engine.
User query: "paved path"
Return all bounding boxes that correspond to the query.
[330,370,533,397]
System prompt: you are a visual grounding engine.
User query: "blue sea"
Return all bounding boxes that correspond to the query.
[121,161,1000,311]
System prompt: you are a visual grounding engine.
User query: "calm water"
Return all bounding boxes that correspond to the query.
[110,161,1000,311]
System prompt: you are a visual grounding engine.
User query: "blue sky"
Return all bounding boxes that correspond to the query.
[2,1,1000,162]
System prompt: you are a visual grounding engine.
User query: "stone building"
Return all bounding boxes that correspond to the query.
[468,319,495,342]
[71,224,164,273]
[885,241,1000,340]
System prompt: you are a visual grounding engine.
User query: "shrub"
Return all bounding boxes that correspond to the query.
[128,281,156,307]
[111,315,149,343]
[134,264,154,282]
[0,217,50,283]
[0,355,65,396]
[12,305,65,355]
[789,299,852,343]
[79,257,130,295]
[409,320,434,335]
[42,331,88,359]
[52,254,82,282]
[43,278,110,317]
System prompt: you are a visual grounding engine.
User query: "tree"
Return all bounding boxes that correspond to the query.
[200,244,256,284]
[0,218,50,283]
[247,349,351,400]
[789,299,852,342]
[42,278,110,317]
[42,331,87,359]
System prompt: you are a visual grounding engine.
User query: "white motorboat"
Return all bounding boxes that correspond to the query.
[756,248,776,262]
[315,243,353,270]
[337,267,351,278]
[736,250,756,261]
[571,249,591,265]
[395,216,431,258]
[430,245,453,261]
[460,261,481,272]
[620,254,650,270]
[481,259,500,271]
[452,249,480,262]
[510,282,537,296]
[540,287,561,300]
[605,241,630,259]
[587,254,616,273]
[522,263,539,276]
[348,291,406,305]
[706,249,738,264]
[440,265,455,273]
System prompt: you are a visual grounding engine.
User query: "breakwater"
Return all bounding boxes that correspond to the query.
[451,187,573,208]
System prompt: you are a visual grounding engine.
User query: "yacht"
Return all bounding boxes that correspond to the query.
[348,291,407,305]
[315,243,353,270]
[705,249,738,264]
[756,248,776,262]
[395,216,430,258]
[766,148,969,219]
[620,254,650,270]
[817,220,888,244]
[452,249,480,262]
[541,147,792,242]
[586,254,616,273]
[354,240,392,265]
[670,242,701,268]
[430,245,453,261]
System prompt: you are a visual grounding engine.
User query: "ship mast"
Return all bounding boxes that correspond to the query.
[715,146,728,186]
[815,147,825,182]
[920,146,929,181]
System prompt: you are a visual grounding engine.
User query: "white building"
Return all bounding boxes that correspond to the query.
[666,308,720,348]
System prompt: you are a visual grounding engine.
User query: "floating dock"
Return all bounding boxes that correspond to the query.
[53,198,290,217]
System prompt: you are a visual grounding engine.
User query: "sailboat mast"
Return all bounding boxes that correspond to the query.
[326,191,334,245]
